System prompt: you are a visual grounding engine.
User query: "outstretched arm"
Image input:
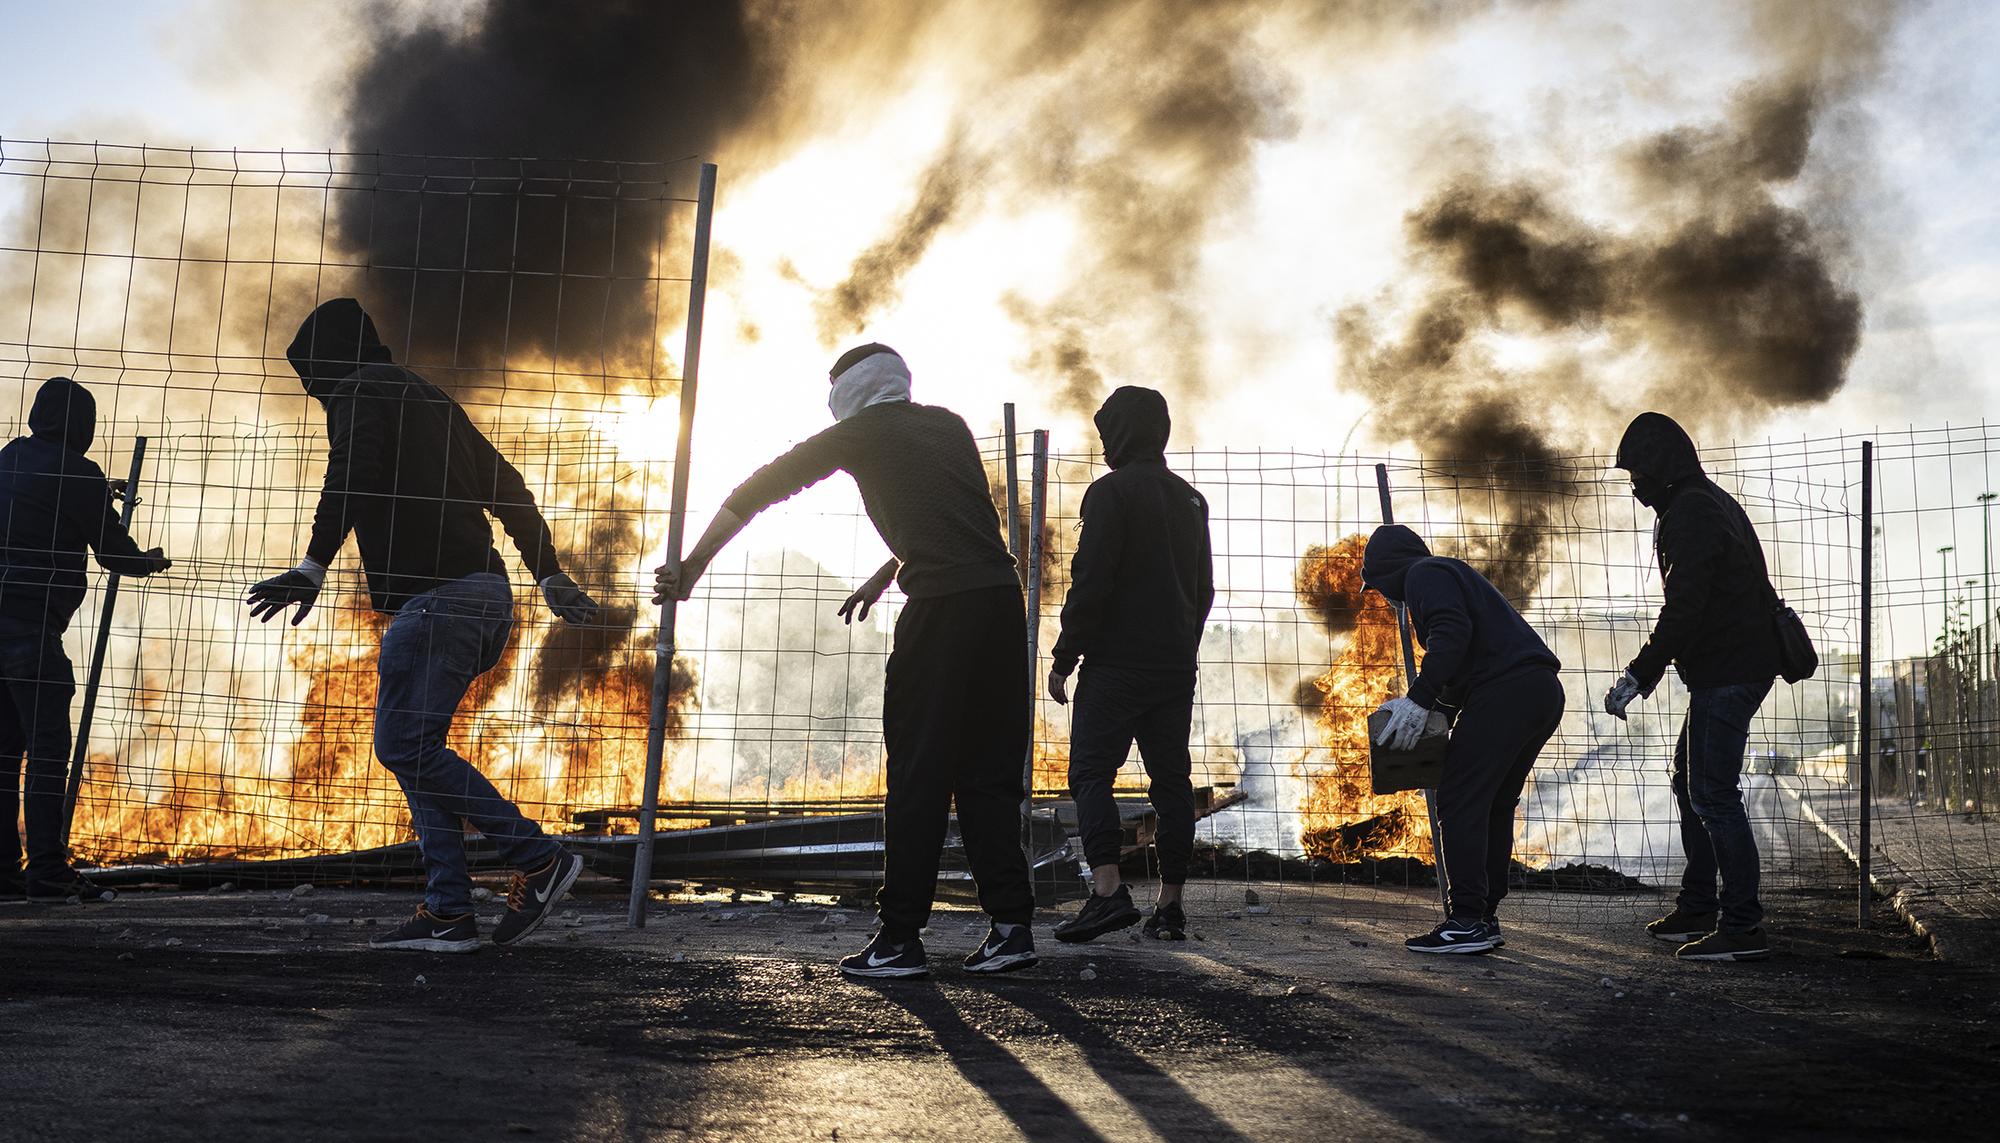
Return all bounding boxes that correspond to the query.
[653,507,748,604]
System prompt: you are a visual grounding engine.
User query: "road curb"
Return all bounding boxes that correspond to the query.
[1779,777,1950,960]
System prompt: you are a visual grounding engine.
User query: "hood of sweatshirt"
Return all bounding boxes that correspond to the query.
[1094,385,1170,470]
[1360,524,1432,603]
[288,298,393,401]
[28,376,96,453]
[827,344,911,421]
[1614,411,1704,508]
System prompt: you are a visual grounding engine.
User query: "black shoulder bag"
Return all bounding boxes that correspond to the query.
[1766,583,1819,684]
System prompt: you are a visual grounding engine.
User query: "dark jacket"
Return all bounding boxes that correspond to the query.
[288,299,565,613]
[1361,524,1559,710]
[1051,387,1214,675]
[1616,412,1780,691]
[721,401,1019,600]
[0,378,156,632]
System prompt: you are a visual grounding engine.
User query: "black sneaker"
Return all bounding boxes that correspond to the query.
[1485,916,1505,948]
[26,872,117,903]
[1646,907,1718,943]
[1405,917,1497,954]
[1054,885,1141,943]
[492,851,584,946]
[964,923,1038,974]
[368,905,480,953]
[1144,901,1188,941]
[1676,928,1770,962]
[840,931,929,979]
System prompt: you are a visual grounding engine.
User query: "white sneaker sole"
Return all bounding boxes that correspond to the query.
[840,962,930,979]
[368,937,480,954]
[492,854,585,947]
[1406,940,1497,955]
[964,951,1038,974]
[1675,948,1770,962]
[1650,929,1711,943]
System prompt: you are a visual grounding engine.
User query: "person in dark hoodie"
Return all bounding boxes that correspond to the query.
[654,343,1037,980]
[1362,525,1564,954]
[247,298,601,953]
[1045,386,1213,944]
[0,377,171,902]
[1604,412,1781,962]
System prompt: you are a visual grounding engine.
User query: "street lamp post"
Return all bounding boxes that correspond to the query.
[1940,545,1956,646]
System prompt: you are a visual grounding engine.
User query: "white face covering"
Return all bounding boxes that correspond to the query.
[828,352,912,421]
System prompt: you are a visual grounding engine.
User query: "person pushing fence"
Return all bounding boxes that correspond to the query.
[654,343,1038,980]
[247,297,602,953]
[1046,386,1213,945]
[1363,524,1565,955]
[1604,411,1792,963]
[0,377,173,903]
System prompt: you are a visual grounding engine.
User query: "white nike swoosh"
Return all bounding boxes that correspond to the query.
[534,864,567,904]
[979,940,1004,958]
[431,929,458,939]
[865,949,903,968]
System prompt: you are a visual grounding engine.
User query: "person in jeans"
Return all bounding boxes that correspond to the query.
[1604,411,1781,962]
[1364,525,1565,954]
[655,343,1036,980]
[0,377,172,902]
[1045,386,1212,944]
[248,298,601,953]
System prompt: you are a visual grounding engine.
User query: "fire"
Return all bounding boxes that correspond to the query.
[1293,534,1435,864]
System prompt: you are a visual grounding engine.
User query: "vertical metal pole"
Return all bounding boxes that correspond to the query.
[62,437,147,846]
[629,162,717,929]
[1004,404,1021,579]
[1373,463,1449,917]
[1022,430,1048,826]
[1859,440,1874,926]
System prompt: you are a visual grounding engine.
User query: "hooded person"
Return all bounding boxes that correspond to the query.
[1045,386,1214,944]
[655,343,1037,979]
[1361,524,1563,954]
[1605,411,1781,963]
[0,377,171,902]
[245,298,602,953]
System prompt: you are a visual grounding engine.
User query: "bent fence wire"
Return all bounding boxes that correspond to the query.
[2,141,1994,925]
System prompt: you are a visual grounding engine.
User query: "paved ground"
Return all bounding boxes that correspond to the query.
[1,872,1993,1143]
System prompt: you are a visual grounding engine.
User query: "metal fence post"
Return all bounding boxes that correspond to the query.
[1373,462,1450,917]
[1004,403,1021,577]
[1859,438,1874,926]
[1022,431,1049,831]
[61,437,148,847]
[629,161,717,929]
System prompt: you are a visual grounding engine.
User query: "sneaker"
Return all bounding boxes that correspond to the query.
[368,905,480,953]
[964,923,1038,974]
[492,851,584,947]
[1675,928,1770,962]
[1646,907,1719,943]
[26,872,117,903]
[1144,901,1188,941]
[1053,885,1141,943]
[839,931,929,979]
[1405,917,1497,955]
[1485,916,1505,948]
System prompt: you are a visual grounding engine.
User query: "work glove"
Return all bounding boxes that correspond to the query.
[540,573,601,626]
[1603,671,1644,721]
[836,564,897,624]
[1373,695,1430,753]
[1047,668,1071,706]
[246,569,321,626]
[135,547,172,576]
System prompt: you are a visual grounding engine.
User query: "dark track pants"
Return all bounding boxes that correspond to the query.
[877,584,1034,940]
[1067,664,1198,884]
[1435,668,1565,921]
[0,630,77,883]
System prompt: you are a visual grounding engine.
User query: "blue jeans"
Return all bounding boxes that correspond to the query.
[374,573,559,915]
[0,627,76,882]
[1671,680,1773,933]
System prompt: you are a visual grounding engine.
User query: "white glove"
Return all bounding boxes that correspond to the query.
[540,573,602,626]
[1603,671,1643,721]
[1373,696,1430,753]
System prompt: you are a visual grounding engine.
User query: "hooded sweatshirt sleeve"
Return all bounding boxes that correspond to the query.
[1404,561,1471,710]
[1628,492,1727,691]
[56,456,153,574]
[1052,482,1128,675]
[459,416,563,582]
[304,387,394,567]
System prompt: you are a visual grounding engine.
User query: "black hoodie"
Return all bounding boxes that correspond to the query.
[1051,387,1213,674]
[287,299,564,613]
[1615,412,1780,691]
[0,378,155,632]
[1361,525,1559,710]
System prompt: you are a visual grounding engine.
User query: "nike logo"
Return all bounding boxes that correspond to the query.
[431,929,458,939]
[534,863,568,904]
[865,948,905,968]
[980,940,1005,958]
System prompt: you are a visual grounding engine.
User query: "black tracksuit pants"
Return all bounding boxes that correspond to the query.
[1067,664,1198,884]
[1435,668,1565,920]
[877,584,1034,939]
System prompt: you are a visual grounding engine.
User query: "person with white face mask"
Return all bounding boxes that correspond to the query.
[656,343,1036,980]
